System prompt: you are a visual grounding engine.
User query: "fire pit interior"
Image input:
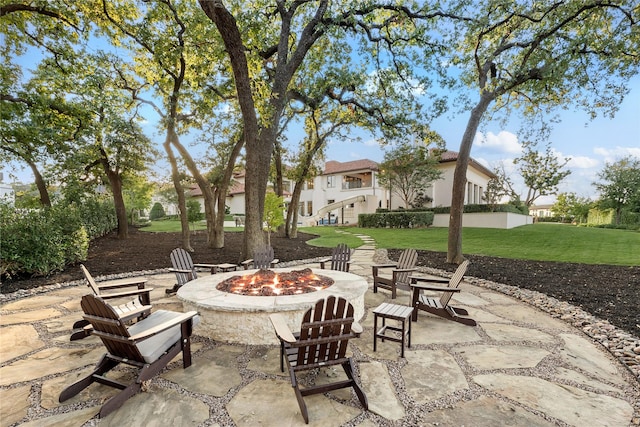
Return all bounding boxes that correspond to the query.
[216,268,334,296]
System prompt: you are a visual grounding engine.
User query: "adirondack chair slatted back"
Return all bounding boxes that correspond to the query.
[295,296,354,368]
[80,264,102,295]
[396,248,418,285]
[170,248,197,286]
[253,246,275,269]
[80,294,144,363]
[439,260,469,307]
[330,244,351,272]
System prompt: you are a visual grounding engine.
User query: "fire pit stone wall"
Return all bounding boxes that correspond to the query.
[177,267,368,345]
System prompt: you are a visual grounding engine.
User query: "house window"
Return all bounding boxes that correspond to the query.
[467,182,473,204]
[305,179,314,190]
[306,201,313,216]
[298,202,304,216]
[327,175,335,188]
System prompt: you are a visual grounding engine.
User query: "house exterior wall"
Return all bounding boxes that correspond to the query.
[184,154,495,223]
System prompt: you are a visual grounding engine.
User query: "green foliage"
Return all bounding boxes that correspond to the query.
[149,202,166,220]
[0,203,90,278]
[263,193,285,244]
[588,207,640,228]
[552,193,593,223]
[123,174,154,224]
[186,199,204,225]
[594,157,640,224]
[378,142,443,208]
[515,142,571,206]
[358,211,434,228]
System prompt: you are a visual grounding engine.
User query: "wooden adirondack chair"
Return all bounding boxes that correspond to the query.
[372,248,418,299]
[319,243,352,272]
[240,245,279,270]
[59,294,199,418]
[70,265,153,341]
[270,296,368,424]
[410,259,476,326]
[167,248,219,294]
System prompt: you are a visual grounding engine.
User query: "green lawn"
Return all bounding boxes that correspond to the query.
[139,220,638,266]
[140,219,241,233]
[300,224,639,266]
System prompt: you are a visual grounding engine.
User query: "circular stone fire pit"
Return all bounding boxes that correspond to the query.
[177,267,368,345]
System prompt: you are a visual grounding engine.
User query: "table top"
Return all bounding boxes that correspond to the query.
[373,302,414,320]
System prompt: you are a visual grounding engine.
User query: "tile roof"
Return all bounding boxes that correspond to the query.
[438,150,497,178]
[322,159,379,175]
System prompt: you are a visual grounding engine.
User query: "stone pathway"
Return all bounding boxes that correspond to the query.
[1,234,639,426]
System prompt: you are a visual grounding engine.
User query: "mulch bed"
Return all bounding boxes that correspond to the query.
[2,226,638,337]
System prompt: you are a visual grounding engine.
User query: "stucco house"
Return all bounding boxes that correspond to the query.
[187,151,496,226]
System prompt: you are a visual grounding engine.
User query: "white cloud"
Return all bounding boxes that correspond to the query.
[593,146,640,163]
[567,155,599,169]
[474,131,522,154]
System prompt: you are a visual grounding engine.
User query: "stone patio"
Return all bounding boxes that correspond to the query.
[1,234,639,426]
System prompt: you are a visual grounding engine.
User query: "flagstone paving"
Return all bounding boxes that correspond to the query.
[1,234,639,426]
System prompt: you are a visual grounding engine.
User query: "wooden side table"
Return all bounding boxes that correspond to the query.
[215,263,238,273]
[373,302,414,357]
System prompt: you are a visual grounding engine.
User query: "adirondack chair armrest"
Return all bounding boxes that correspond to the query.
[119,305,153,323]
[271,259,279,266]
[410,282,461,292]
[96,278,148,290]
[99,288,154,300]
[372,263,397,275]
[269,313,296,343]
[411,276,449,284]
[393,268,417,273]
[351,321,363,336]
[240,259,253,269]
[169,268,193,274]
[193,263,218,269]
[128,311,199,342]
[373,263,397,269]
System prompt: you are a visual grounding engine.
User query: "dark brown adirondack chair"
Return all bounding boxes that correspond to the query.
[59,294,199,418]
[319,243,352,272]
[70,265,153,341]
[240,245,279,270]
[167,248,218,294]
[410,259,476,326]
[372,248,418,299]
[270,296,368,424]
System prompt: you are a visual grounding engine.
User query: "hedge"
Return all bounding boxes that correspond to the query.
[358,211,434,228]
[0,199,116,278]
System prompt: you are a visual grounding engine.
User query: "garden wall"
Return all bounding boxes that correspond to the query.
[432,212,533,229]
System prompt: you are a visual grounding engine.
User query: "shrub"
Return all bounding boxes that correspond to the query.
[358,211,434,228]
[0,203,90,278]
[149,202,166,220]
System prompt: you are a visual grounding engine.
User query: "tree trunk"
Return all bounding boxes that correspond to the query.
[447,93,493,263]
[286,181,303,238]
[169,133,218,248]
[164,139,191,251]
[212,132,245,250]
[105,169,128,239]
[243,130,274,258]
[28,159,51,207]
